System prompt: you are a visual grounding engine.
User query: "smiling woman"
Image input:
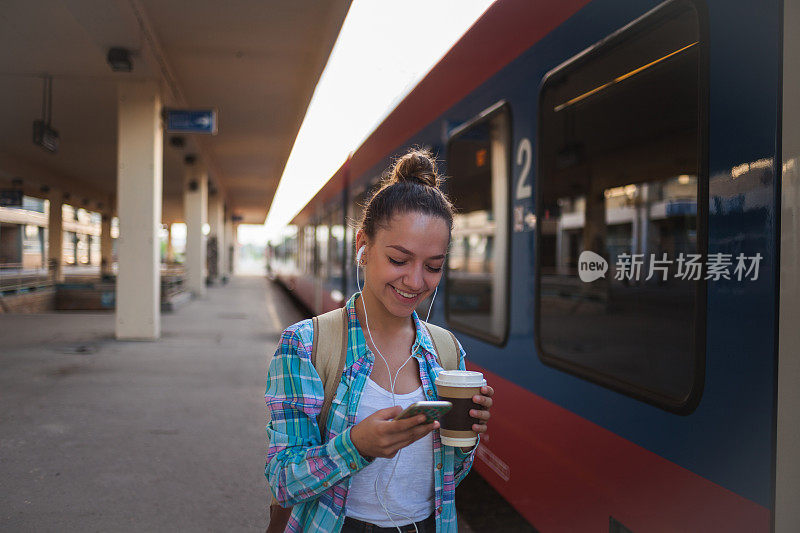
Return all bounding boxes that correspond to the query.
[265,149,495,533]
[354,150,453,324]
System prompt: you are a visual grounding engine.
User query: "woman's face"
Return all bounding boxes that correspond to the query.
[357,211,449,318]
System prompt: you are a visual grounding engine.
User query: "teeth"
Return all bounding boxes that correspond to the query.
[392,286,417,299]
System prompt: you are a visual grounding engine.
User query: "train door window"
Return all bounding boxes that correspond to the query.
[276,226,297,270]
[288,228,298,269]
[536,0,706,411]
[330,206,345,291]
[290,230,299,269]
[297,227,303,272]
[445,103,511,344]
[303,225,315,275]
[317,216,330,280]
[315,220,328,279]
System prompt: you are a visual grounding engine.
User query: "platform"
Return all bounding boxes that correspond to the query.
[0,277,304,530]
[0,277,511,531]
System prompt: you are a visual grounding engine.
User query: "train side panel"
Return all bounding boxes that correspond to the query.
[276,0,782,529]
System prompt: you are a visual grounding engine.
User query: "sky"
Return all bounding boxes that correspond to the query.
[247,0,496,246]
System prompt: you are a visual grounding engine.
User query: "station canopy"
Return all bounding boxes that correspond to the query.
[0,0,351,224]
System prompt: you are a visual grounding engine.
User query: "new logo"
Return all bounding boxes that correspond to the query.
[578,251,608,282]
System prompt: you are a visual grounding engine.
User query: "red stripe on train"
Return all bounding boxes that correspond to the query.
[465,362,770,532]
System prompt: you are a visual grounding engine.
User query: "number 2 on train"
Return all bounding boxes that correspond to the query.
[515,137,532,200]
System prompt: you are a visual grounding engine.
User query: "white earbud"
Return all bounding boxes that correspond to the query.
[356,245,365,265]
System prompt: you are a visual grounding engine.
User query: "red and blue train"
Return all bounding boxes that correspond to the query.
[269,0,800,530]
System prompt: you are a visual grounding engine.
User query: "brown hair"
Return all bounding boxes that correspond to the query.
[356,148,455,243]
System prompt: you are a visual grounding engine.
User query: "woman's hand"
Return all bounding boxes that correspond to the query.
[471,384,494,434]
[350,406,438,459]
[460,385,494,452]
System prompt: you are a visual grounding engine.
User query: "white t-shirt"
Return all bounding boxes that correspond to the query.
[345,377,434,526]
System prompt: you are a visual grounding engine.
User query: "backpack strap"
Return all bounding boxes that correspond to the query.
[421,322,460,371]
[311,307,348,436]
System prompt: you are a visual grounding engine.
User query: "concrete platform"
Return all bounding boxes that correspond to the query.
[0,277,529,532]
[0,276,305,531]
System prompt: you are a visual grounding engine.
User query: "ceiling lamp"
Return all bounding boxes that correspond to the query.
[107,47,133,72]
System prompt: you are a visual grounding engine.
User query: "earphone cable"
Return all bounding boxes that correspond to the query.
[356,256,421,533]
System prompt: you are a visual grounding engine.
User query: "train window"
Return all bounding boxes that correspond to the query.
[445,102,511,345]
[302,225,315,275]
[275,227,297,270]
[317,217,330,280]
[315,220,328,279]
[329,207,345,290]
[288,229,298,269]
[536,0,706,411]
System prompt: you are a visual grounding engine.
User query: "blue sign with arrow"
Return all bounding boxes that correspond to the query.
[165,109,218,135]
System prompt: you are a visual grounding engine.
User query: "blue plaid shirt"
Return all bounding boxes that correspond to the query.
[265,292,477,532]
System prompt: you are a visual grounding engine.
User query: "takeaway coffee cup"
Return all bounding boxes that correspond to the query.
[435,370,486,447]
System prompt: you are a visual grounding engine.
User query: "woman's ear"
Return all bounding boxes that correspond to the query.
[354,231,367,265]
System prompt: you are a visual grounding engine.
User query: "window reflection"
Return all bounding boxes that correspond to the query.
[446,104,510,343]
[537,0,703,405]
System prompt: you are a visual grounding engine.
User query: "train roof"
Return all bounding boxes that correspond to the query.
[290,0,590,226]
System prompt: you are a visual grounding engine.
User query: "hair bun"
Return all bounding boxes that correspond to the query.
[389,149,439,188]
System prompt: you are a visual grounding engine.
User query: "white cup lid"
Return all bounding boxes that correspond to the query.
[435,370,486,387]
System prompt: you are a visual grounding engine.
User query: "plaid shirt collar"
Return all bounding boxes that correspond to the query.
[344,291,438,370]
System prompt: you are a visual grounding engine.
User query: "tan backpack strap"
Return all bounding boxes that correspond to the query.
[312,307,348,437]
[422,322,460,371]
[269,310,346,511]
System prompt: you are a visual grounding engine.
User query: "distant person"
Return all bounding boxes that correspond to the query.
[265,149,494,532]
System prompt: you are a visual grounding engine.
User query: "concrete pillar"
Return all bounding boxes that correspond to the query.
[223,217,234,278]
[115,81,163,340]
[100,213,113,278]
[47,192,64,282]
[207,192,224,283]
[165,224,175,263]
[220,215,229,281]
[231,222,239,276]
[183,162,208,297]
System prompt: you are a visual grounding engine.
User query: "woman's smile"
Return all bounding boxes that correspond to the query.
[389,284,422,303]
